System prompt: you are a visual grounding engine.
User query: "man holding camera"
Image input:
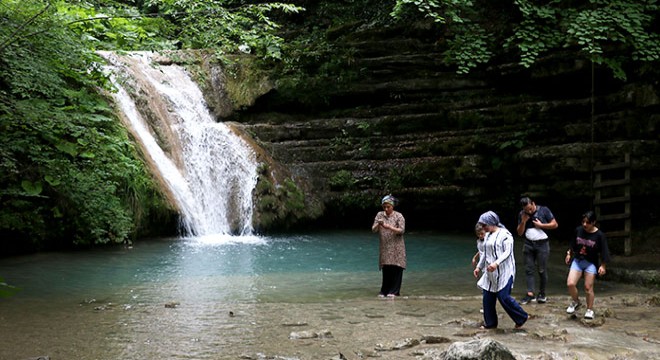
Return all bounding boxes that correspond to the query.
[516,196,558,304]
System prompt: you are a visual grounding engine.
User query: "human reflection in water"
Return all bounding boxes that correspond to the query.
[371,194,406,298]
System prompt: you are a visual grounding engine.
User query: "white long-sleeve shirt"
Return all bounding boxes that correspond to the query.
[476,227,516,292]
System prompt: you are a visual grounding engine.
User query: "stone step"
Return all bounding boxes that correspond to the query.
[343,38,440,58]
[242,110,514,143]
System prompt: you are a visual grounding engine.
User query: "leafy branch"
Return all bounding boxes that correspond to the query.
[0,2,51,53]
[392,0,659,79]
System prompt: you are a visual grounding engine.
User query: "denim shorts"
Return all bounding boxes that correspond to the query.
[570,258,597,274]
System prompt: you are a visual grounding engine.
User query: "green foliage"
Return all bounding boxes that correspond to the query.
[444,23,494,74]
[561,0,660,79]
[273,34,358,107]
[143,0,304,59]
[504,0,659,79]
[59,1,178,50]
[0,0,171,249]
[267,1,390,107]
[504,1,563,69]
[391,0,494,74]
[333,191,374,214]
[253,163,314,230]
[5,0,304,54]
[281,178,306,214]
[491,132,525,170]
[391,0,472,24]
[392,0,659,79]
[331,129,353,149]
[329,170,357,191]
[220,55,275,109]
[1,0,312,249]
[381,167,404,192]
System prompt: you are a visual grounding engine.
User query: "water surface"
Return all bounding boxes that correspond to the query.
[1,231,481,304]
[2,231,653,360]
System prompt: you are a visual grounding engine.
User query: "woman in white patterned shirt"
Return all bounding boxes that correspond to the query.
[473,211,528,329]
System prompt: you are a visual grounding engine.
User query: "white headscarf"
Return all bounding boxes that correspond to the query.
[381,194,397,206]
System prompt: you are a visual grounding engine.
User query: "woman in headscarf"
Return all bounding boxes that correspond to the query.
[473,211,528,329]
[371,194,406,298]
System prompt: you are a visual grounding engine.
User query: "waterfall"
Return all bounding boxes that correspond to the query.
[99,51,258,239]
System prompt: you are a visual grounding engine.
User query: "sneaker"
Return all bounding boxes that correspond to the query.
[536,293,547,303]
[566,300,581,314]
[584,309,594,319]
[520,294,535,305]
[479,308,484,314]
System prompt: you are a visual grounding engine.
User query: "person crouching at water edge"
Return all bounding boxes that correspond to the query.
[372,194,406,298]
[473,211,528,329]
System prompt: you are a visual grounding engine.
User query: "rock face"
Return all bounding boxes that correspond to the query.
[206,23,660,247]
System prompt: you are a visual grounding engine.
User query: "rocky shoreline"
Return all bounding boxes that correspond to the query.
[16,289,660,360]
[237,291,660,360]
[8,264,658,360]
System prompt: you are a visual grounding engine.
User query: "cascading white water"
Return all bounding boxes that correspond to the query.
[99,51,259,239]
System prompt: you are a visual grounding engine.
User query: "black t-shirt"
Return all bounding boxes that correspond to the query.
[570,226,611,267]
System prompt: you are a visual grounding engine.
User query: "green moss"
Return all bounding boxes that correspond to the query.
[329,170,357,190]
[253,163,321,230]
[223,56,274,109]
[282,179,306,212]
[255,176,274,195]
[183,51,273,113]
[335,192,374,213]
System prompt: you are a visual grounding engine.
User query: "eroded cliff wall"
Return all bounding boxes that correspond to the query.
[203,24,659,253]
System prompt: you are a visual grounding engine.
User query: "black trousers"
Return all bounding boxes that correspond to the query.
[380,265,404,296]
